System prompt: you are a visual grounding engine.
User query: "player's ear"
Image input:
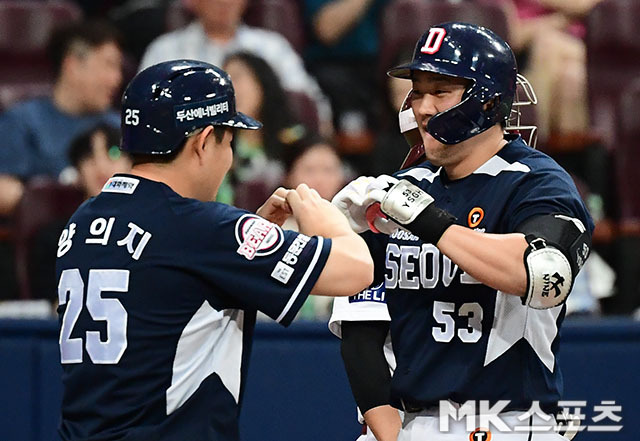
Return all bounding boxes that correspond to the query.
[190,126,214,161]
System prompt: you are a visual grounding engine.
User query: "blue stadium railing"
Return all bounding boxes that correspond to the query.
[0,318,638,441]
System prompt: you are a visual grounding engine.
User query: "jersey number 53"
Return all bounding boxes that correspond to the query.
[432,301,483,343]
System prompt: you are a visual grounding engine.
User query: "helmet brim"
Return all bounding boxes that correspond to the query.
[219,112,263,130]
[387,61,474,81]
[387,60,426,79]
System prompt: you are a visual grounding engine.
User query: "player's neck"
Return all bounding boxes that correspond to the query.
[443,126,507,180]
[130,163,202,200]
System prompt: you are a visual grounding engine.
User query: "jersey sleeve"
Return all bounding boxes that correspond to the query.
[192,205,332,326]
[502,167,594,234]
[328,281,390,339]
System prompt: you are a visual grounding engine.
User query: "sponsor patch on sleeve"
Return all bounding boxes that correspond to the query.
[348,282,386,303]
[271,261,294,284]
[235,214,284,260]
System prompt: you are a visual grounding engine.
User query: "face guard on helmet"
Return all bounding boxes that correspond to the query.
[120,59,262,155]
[506,74,539,148]
[388,22,518,147]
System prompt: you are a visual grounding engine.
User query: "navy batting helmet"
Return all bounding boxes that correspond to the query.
[388,22,517,145]
[120,59,262,155]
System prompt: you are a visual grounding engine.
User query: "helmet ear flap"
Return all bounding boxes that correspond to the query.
[399,89,422,146]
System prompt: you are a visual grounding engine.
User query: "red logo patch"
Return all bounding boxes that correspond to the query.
[235,214,283,260]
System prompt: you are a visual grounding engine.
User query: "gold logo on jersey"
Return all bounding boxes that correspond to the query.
[469,428,491,441]
[468,207,484,228]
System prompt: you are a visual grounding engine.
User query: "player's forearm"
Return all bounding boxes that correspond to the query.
[437,225,528,295]
[363,405,402,441]
[312,0,374,45]
[311,233,373,295]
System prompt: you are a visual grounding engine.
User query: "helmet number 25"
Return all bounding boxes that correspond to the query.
[58,269,130,364]
[124,109,140,126]
[432,301,483,343]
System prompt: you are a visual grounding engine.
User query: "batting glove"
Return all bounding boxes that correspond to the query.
[378,179,456,244]
[332,175,400,233]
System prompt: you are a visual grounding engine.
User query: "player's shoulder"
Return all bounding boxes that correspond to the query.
[500,135,568,177]
[392,161,440,186]
[164,189,249,229]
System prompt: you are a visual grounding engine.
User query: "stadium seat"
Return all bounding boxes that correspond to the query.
[286,91,320,134]
[616,79,640,232]
[586,0,640,150]
[379,0,509,80]
[243,0,305,53]
[13,178,85,299]
[0,0,82,83]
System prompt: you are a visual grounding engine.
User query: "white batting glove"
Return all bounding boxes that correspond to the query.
[332,175,403,234]
[363,175,404,235]
[332,176,377,233]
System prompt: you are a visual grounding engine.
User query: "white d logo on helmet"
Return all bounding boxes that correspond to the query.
[421,27,447,54]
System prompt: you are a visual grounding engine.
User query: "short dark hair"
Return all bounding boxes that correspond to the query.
[68,123,122,168]
[130,125,229,167]
[223,51,297,160]
[48,20,123,78]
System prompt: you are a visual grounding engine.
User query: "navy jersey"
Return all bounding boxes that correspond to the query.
[55,175,331,441]
[367,136,594,412]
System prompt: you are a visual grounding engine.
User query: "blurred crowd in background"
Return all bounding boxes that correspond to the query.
[0,0,637,320]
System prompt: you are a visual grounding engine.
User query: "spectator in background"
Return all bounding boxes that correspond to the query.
[0,20,123,216]
[281,134,347,320]
[29,124,131,301]
[503,0,611,239]
[505,0,603,146]
[302,0,389,171]
[222,52,304,211]
[139,0,332,133]
[66,123,132,198]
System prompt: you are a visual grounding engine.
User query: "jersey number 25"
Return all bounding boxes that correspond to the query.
[58,269,130,364]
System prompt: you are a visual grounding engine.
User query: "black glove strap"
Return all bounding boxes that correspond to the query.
[404,204,456,244]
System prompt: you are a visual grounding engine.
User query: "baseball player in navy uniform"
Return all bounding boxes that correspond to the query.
[333,23,593,440]
[55,59,373,441]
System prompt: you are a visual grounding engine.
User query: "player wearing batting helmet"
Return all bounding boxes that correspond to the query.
[55,59,373,441]
[332,23,592,441]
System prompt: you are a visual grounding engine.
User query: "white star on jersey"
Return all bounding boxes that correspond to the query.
[484,292,562,372]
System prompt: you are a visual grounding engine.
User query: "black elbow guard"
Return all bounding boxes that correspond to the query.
[517,213,591,309]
